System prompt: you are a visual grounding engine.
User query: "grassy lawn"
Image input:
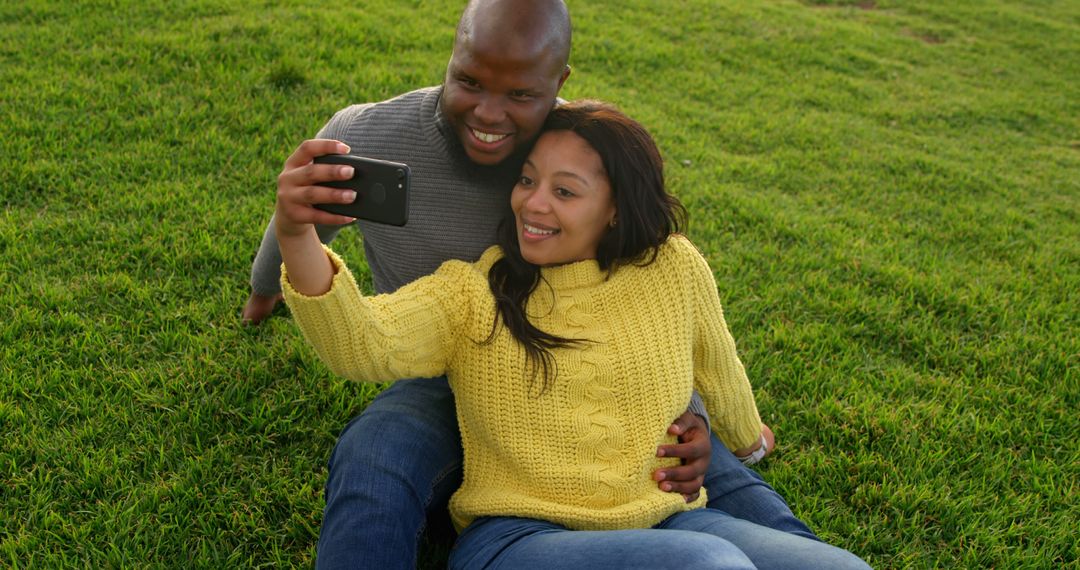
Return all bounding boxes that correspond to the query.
[2,0,1077,567]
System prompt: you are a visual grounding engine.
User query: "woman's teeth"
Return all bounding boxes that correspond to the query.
[524,223,556,236]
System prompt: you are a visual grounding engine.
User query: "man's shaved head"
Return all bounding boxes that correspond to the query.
[456,0,571,75]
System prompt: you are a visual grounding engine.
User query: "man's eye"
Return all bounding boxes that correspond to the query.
[510,91,533,101]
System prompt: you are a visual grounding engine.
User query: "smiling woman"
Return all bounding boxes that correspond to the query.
[512,130,617,267]
[487,100,687,388]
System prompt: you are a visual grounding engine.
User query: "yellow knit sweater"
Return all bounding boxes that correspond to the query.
[282,234,763,532]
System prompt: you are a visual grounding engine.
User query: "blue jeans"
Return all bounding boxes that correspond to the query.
[316,378,820,569]
[449,510,870,570]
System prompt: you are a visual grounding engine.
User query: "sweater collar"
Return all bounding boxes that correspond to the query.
[427,87,458,158]
[538,258,608,291]
[430,86,455,149]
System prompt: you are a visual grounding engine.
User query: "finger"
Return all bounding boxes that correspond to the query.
[279,161,355,191]
[653,463,702,484]
[656,441,705,461]
[284,184,356,208]
[668,412,696,436]
[305,209,357,227]
[301,163,356,185]
[284,139,351,170]
[280,202,356,227]
[657,478,704,495]
[682,491,701,503]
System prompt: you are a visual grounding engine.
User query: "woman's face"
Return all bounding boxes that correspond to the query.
[511,130,616,267]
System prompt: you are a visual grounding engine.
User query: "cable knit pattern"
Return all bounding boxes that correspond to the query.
[557,294,628,507]
[282,234,763,532]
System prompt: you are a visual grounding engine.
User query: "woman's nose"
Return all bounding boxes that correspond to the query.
[523,187,552,213]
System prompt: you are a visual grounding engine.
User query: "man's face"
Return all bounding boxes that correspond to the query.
[440,38,569,166]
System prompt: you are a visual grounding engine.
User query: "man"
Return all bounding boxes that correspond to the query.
[244,1,815,568]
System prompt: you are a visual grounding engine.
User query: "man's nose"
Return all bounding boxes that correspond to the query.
[473,94,507,125]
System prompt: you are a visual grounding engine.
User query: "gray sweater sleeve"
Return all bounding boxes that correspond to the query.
[248,106,368,296]
[689,391,711,431]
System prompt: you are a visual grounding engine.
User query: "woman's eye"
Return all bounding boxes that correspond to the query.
[518,176,533,186]
[555,187,574,198]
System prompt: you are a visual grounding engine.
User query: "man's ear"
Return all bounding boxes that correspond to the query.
[556,64,571,91]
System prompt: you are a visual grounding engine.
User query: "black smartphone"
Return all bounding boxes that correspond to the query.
[312,154,410,226]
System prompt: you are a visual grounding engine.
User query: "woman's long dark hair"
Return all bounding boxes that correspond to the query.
[485,100,687,393]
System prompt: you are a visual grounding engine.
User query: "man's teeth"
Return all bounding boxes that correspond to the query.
[524,223,556,236]
[472,129,508,143]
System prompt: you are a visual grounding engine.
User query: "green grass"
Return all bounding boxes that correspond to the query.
[2,0,1077,567]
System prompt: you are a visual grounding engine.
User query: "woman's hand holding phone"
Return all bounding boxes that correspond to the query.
[274,139,359,238]
[274,139,357,297]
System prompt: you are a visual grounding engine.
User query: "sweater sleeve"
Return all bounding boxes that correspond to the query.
[248,105,371,296]
[280,245,475,382]
[686,391,711,430]
[678,237,763,451]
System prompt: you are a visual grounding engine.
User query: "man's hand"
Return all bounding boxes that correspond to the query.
[241,291,283,325]
[653,411,711,503]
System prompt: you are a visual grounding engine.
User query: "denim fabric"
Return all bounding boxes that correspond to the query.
[449,510,871,570]
[703,433,819,541]
[316,377,462,570]
[315,378,823,568]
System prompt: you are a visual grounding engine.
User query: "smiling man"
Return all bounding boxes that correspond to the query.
[243,1,815,568]
[439,1,570,166]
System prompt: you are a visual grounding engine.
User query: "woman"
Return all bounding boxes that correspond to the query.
[278,101,869,569]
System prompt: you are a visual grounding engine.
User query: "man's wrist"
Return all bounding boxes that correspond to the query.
[736,433,769,466]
